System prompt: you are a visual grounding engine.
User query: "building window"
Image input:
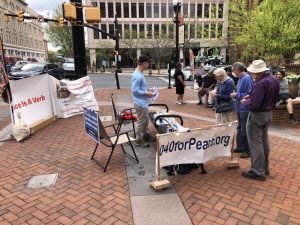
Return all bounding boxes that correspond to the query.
[190,24,195,39]
[211,24,216,38]
[139,24,145,39]
[203,24,209,38]
[116,3,121,17]
[132,3,137,18]
[91,2,97,7]
[169,24,174,39]
[196,24,202,39]
[211,4,217,18]
[161,3,166,18]
[217,24,223,38]
[197,4,202,18]
[139,3,144,18]
[93,25,99,39]
[124,24,130,38]
[183,4,188,16]
[184,25,188,40]
[161,24,167,34]
[204,4,210,18]
[101,24,107,39]
[218,4,223,18]
[154,24,159,38]
[154,3,159,18]
[100,2,106,18]
[147,24,152,38]
[124,3,129,18]
[108,3,114,18]
[146,3,152,18]
[168,3,173,18]
[190,4,195,18]
[109,24,114,36]
[132,24,137,39]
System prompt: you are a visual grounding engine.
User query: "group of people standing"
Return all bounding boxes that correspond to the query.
[132,55,280,181]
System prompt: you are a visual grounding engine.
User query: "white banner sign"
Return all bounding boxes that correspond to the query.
[10,75,54,126]
[158,122,237,168]
[51,76,99,118]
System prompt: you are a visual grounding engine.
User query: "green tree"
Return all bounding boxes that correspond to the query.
[231,0,300,64]
[44,5,73,57]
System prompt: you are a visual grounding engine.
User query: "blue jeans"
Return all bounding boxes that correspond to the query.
[236,111,249,153]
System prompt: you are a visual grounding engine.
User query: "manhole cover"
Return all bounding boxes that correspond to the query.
[27,173,58,189]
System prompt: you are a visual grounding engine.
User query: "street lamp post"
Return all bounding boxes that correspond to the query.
[114,12,120,89]
[173,0,181,65]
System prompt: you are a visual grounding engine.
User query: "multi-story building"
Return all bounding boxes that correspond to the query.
[0,0,47,64]
[87,0,229,68]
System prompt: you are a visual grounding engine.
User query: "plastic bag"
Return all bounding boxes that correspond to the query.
[193,80,199,90]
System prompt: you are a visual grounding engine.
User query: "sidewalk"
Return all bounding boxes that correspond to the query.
[0,88,300,225]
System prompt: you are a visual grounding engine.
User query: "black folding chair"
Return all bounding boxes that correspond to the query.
[91,117,139,172]
[111,93,136,138]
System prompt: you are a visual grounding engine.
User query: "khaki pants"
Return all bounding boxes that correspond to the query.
[134,104,149,141]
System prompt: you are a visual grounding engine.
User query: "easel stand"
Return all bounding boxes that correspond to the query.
[150,136,171,191]
[224,133,240,168]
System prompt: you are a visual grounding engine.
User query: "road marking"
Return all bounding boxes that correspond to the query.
[159,77,174,85]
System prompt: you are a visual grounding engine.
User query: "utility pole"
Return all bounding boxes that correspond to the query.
[70,0,87,78]
[114,12,120,89]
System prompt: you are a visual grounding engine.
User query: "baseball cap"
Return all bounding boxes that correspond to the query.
[137,54,151,64]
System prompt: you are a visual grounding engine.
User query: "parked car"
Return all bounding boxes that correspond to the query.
[171,66,192,81]
[48,58,76,80]
[9,62,58,80]
[11,61,29,71]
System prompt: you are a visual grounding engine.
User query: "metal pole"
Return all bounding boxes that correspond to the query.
[114,12,120,89]
[168,61,172,89]
[70,0,87,79]
[175,3,180,65]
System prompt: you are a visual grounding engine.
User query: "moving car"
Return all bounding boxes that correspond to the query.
[11,61,29,71]
[62,58,75,78]
[9,62,58,80]
[171,66,192,81]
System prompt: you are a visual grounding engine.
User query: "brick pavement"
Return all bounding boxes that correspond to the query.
[0,88,300,224]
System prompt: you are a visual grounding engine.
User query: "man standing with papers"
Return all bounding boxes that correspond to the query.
[131,55,154,148]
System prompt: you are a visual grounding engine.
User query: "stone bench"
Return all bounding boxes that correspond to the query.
[272,104,300,124]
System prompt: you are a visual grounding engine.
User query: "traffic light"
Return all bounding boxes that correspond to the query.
[18,10,24,22]
[59,17,64,27]
[85,7,101,23]
[4,11,9,22]
[63,3,77,21]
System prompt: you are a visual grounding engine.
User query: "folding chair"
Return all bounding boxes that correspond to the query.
[111,93,137,138]
[91,117,139,172]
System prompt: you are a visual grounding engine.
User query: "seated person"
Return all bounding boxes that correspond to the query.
[194,63,206,87]
[197,69,217,105]
[276,70,290,105]
[287,97,300,124]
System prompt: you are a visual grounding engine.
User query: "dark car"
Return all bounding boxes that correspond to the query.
[48,58,76,80]
[9,62,58,80]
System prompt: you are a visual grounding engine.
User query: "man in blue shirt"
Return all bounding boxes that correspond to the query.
[241,60,280,181]
[230,62,253,158]
[131,55,153,148]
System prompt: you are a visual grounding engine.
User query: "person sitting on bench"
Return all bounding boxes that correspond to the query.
[276,70,290,105]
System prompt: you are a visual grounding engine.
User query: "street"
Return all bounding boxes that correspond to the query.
[88,73,194,90]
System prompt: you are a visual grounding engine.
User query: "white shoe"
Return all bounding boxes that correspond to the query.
[176,101,182,105]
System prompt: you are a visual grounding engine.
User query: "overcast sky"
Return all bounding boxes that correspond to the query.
[25,0,65,17]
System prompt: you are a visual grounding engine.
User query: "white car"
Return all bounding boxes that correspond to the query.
[11,61,29,71]
[171,66,192,81]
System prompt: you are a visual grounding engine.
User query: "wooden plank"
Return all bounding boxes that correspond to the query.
[29,116,57,135]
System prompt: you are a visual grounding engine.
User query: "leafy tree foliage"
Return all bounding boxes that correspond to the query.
[44,6,73,57]
[230,0,300,64]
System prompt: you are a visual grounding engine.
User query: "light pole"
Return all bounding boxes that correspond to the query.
[114,12,120,89]
[173,0,181,65]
